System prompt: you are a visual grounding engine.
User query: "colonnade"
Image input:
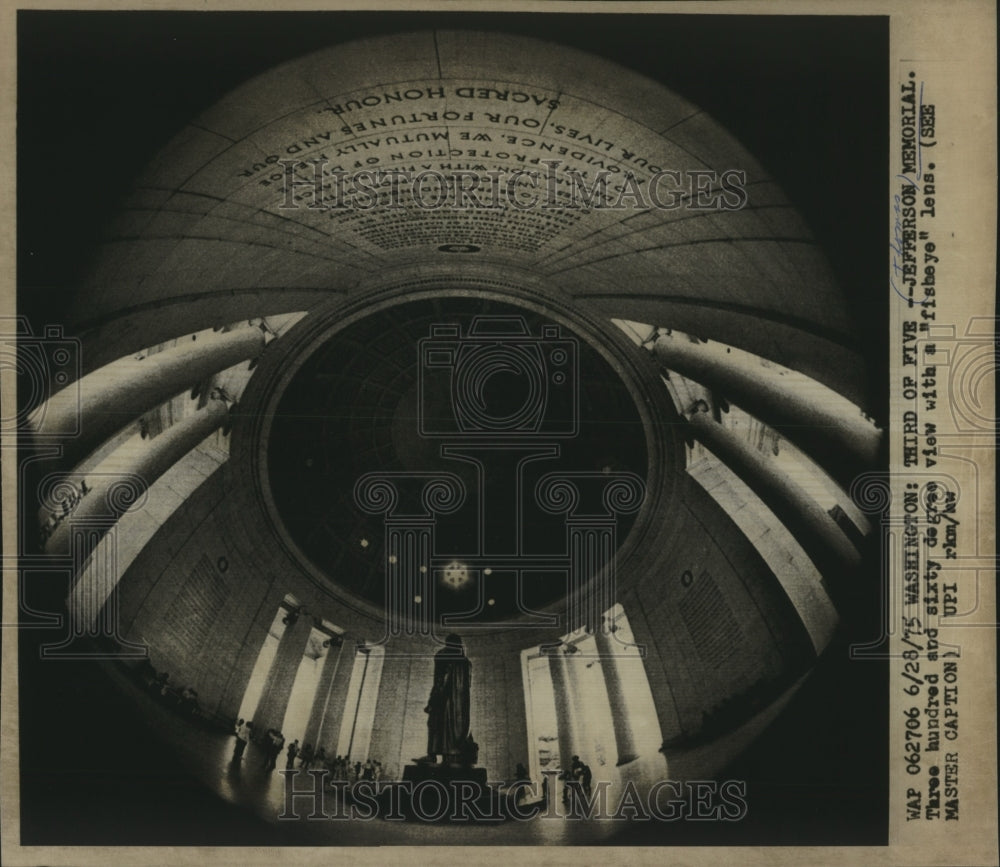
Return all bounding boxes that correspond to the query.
[648,329,879,490]
[642,325,878,590]
[31,326,268,467]
[545,612,646,771]
[27,322,283,599]
[533,324,881,773]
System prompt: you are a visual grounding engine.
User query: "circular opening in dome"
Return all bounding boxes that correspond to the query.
[265,296,650,622]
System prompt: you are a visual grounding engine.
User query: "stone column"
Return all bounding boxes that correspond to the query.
[622,596,686,745]
[38,511,147,659]
[43,397,230,563]
[592,622,640,766]
[687,409,861,584]
[562,646,595,767]
[31,326,265,467]
[318,644,361,756]
[547,647,580,771]
[252,611,311,735]
[303,639,345,749]
[651,329,880,489]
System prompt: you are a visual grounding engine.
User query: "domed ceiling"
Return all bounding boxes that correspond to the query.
[42,25,879,629]
[61,29,869,409]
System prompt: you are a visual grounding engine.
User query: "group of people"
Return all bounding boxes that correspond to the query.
[231,719,286,769]
[231,718,382,780]
[293,752,384,783]
[283,740,328,770]
[135,660,201,720]
[337,757,384,782]
[535,754,595,806]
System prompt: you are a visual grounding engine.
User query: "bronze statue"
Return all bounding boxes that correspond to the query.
[419,633,472,764]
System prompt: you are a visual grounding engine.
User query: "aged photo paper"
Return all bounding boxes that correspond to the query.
[1,2,996,865]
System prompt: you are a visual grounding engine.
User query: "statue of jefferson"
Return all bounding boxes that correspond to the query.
[418,633,472,764]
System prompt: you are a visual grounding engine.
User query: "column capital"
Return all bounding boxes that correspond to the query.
[535,471,645,520]
[353,471,466,521]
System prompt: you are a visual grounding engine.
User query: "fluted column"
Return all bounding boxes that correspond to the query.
[43,397,229,564]
[562,647,594,766]
[318,645,361,756]
[622,599,685,745]
[253,612,311,735]
[592,622,640,766]
[546,647,580,771]
[39,510,148,659]
[687,409,861,585]
[385,525,432,638]
[567,523,615,634]
[30,326,264,466]
[303,640,345,749]
[354,472,464,641]
[651,330,880,489]
[535,472,644,633]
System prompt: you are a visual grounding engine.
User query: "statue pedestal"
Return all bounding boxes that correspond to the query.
[402,762,488,787]
[385,763,498,821]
